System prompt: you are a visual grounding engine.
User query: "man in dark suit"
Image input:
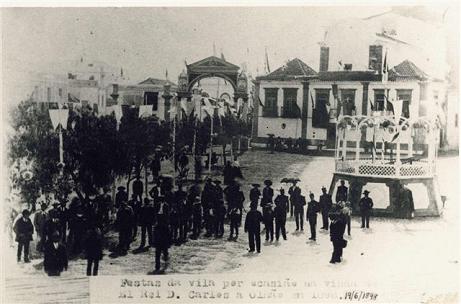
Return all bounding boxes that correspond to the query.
[14,209,34,263]
[249,184,261,206]
[359,190,373,228]
[244,202,263,253]
[306,193,320,241]
[153,215,171,274]
[132,176,144,202]
[288,181,301,218]
[261,180,274,208]
[116,201,135,255]
[293,193,306,231]
[274,188,288,241]
[84,224,103,276]
[137,198,156,249]
[329,205,346,263]
[57,199,69,243]
[336,180,348,203]
[319,187,333,230]
[201,178,215,237]
[115,186,128,209]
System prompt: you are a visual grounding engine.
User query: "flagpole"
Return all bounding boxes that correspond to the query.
[172,100,176,188]
[209,114,213,172]
[58,124,64,176]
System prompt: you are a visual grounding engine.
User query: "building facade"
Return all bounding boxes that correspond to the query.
[253,56,447,148]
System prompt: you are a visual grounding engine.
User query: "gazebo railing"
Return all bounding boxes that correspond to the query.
[335,158,435,178]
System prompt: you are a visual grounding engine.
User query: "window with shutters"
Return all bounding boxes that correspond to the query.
[313,89,330,128]
[263,88,278,117]
[397,89,412,118]
[340,89,356,115]
[373,89,385,111]
[282,88,299,118]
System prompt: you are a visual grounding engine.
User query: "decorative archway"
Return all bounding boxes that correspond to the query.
[177,56,248,102]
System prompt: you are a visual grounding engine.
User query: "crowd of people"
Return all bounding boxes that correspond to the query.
[13,171,377,275]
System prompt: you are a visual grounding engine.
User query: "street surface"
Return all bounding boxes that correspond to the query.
[2,150,459,303]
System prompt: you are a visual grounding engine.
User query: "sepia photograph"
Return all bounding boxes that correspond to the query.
[1,2,459,303]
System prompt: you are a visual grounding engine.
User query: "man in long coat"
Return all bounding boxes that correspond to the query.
[244,202,264,253]
[34,203,48,252]
[319,187,333,230]
[274,188,288,241]
[249,184,261,206]
[152,216,171,273]
[293,193,306,231]
[288,181,301,218]
[359,190,373,228]
[14,209,34,263]
[306,193,320,241]
[329,205,346,263]
[116,201,135,255]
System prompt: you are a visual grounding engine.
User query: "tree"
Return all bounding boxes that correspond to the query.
[8,100,60,205]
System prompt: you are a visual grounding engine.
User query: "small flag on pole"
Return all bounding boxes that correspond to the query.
[265,47,271,73]
[382,48,389,83]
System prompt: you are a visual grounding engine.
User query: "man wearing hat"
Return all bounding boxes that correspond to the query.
[293,191,306,231]
[175,183,189,243]
[329,205,346,264]
[152,213,172,274]
[202,178,216,237]
[115,186,128,209]
[319,187,333,230]
[274,188,288,241]
[359,190,374,228]
[132,175,144,203]
[244,202,264,253]
[137,198,156,250]
[288,181,301,218]
[34,203,49,252]
[213,180,226,238]
[336,180,348,203]
[13,209,34,263]
[57,199,69,243]
[262,202,275,242]
[261,180,274,208]
[115,201,135,255]
[227,183,245,240]
[44,231,68,276]
[249,183,261,206]
[191,197,202,240]
[306,193,321,241]
[149,182,160,203]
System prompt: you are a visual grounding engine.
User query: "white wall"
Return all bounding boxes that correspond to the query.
[257,117,302,138]
[258,80,303,117]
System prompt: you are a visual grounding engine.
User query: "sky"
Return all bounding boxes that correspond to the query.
[1,5,457,103]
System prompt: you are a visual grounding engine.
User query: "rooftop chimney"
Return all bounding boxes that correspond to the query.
[369,45,383,73]
[319,46,329,72]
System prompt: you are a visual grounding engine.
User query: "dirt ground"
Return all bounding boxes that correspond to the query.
[2,150,459,303]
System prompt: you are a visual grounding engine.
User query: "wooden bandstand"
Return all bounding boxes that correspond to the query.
[329,111,443,217]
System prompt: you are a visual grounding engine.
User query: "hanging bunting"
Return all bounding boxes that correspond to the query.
[49,109,69,130]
